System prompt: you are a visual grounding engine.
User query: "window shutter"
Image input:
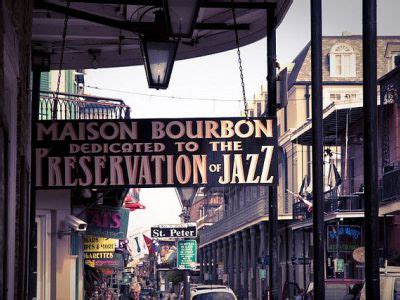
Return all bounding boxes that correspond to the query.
[329,54,337,77]
[40,72,50,92]
[350,53,356,77]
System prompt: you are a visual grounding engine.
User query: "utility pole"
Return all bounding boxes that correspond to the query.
[266,7,279,300]
[310,0,325,298]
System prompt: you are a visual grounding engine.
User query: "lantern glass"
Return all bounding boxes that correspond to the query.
[140,38,178,89]
[163,0,200,38]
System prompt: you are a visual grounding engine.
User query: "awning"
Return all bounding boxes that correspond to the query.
[32,0,293,70]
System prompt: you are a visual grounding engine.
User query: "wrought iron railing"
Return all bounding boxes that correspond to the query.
[292,200,312,221]
[292,194,364,221]
[324,195,364,213]
[200,194,268,244]
[38,91,131,120]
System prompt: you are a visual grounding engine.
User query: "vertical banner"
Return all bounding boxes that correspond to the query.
[128,233,149,258]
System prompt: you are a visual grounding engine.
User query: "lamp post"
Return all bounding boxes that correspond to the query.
[176,187,198,300]
[162,0,201,38]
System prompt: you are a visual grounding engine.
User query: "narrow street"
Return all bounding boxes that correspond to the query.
[0,0,400,299]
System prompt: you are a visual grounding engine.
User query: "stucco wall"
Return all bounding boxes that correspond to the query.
[0,0,33,298]
[37,189,75,300]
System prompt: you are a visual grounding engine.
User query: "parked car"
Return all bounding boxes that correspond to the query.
[190,285,237,300]
[359,265,400,300]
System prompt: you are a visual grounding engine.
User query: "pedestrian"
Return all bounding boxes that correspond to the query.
[169,290,177,300]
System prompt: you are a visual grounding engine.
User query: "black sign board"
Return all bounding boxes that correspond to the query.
[151,224,197,238]
[33,117,277,189]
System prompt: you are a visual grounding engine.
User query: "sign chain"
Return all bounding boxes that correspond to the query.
[55,0,71,99]
[231,0,249,118]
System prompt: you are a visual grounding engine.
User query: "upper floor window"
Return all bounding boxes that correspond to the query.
[391,52,400,70]
[329,93,358,102]
[329,43,356,78]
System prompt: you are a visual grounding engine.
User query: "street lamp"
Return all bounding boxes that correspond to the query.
[176,187,198,300]
[140,37,178,90]
[163,0,201,38]
[176,187,198,222]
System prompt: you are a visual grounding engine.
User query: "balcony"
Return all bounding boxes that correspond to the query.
[382,162,400,202]
[38,91,131,120]
[292,194,364,221]
[200,194,268,244]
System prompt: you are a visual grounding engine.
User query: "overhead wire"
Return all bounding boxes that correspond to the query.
[86,85,242,102]
[86,85,324,103]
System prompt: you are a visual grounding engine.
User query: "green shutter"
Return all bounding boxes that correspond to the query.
[39,72,51,119]
[40,72,50,92]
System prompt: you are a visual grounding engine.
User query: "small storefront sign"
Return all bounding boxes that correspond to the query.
[259,269,267,279]
[292,257,311,265]
[83,206,129,239]
[33,118,277,189]
[177,240,197,270]
[84,252,124,269]
[83,236,117,252]
[151,223,197,238]
[334,258,345,273]
[327,225,362,252]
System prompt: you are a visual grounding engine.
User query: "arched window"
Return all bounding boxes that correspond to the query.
[329,43,356,77]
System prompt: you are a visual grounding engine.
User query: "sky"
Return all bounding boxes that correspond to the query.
[85,0,400,233]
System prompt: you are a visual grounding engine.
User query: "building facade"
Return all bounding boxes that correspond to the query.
[285,35,400,292]
[197,34,400,299]
[34,70,131,299]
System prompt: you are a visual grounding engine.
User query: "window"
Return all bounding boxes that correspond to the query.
[329,43,356,77]
[257,102,262,116]
[392,53,400,69]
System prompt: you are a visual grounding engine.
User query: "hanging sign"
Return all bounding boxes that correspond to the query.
[177,240,197,270]
[83,236,117,252]
[33,117,277,189]
[83,206,130,239]
[151,223,197,238]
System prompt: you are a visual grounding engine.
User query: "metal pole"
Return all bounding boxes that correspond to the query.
[250,226,257,299]
[184,270,190,300]
[242,230,249,299]
[310,0,325,298]
[302,229,306,289]
[362,0,380,298]
[199,247,204,282]
[28,70,41,299]
[183,212,191,300]
[267,7,279,300]
[292,230,296,286]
